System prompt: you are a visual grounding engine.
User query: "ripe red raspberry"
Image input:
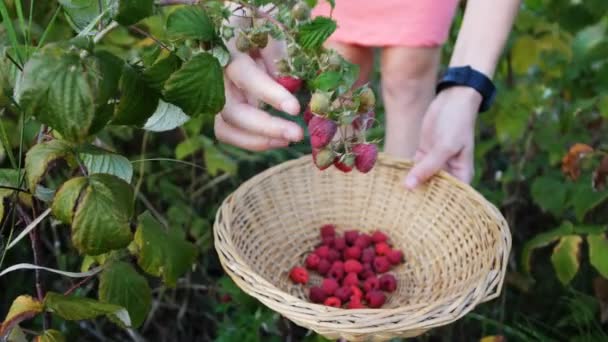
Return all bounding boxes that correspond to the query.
[334,237,347,251]
[348,295,365,309]
[350,285,363,299]
[315,246,330,259]
[379,274,397,292]
[342,272,359,288]
[328,261,345,280]
[334,286,353,302]
[365,290,386,308]
[344,230,359,245]
[321,278,340,296]
[308,116,337,149]
[361,247,376,263]
[324,296,342,308]
[320,224,336,238]
[303,106,314,125]
[363,276,379,293]
[387,250,404,265]
[317,259,331,276]
[344,260,363,274]
[352,111,376,131]
[375,242,391,256]
[309,286,327,303]
[371,231,388,244]
[289,267,309,284]
[277,76,303,93]
[305,253,320,270]
[354,234,372,249]
[312,147,335,170]
[360,268,375,280]
[344,246,362,260]
[373,256,391,274]
[322,235,335,247]
[327,249,341,262]
[220,294,232,303]
[353,143,378,174]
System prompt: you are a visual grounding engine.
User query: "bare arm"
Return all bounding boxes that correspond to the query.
[404,0,521,188]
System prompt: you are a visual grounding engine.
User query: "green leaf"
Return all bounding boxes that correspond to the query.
[79,145,133,183]
[311,71,342,92]
[531,176,568,216]
[143,52,182,92]
[512,35,539,74]
[571,180,608,221]
[296,16,337,50]
[25,139,74,193]
[202,138,237,176]
[99,261,151,328]
[133,211,197,286]
[588,233,608,278]
[35,329,66,342]
[52,174,134,255]
[551,235,582,285]
[142,100,190,132]
[43,292,131,327]
[58,0,114,32]
[166,6,214,42]
[112,64,160,126]
[163,53,225,116]
[600,94,608,119]
[0,295,43,338]
[114,0,154,26]
[19,44,112,142]
[521,222,574,276]
[572,20,607,60]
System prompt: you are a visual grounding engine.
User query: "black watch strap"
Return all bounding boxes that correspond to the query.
[436,65,496,113]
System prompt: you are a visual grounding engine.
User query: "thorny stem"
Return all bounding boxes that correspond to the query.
[64,274,96,296]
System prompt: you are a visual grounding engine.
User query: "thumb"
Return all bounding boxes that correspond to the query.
[404,146,452,189]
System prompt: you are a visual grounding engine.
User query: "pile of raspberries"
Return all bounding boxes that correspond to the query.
[289,224,404,309]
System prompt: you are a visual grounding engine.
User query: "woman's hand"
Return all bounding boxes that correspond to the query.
[214,6,304,151]
[404,87,481,189]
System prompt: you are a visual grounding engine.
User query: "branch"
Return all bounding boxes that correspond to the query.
[93,21,119,44]
[237,1,287,31]
[64,274,96,296]
[128,26,172,52]
[156,0,199,5]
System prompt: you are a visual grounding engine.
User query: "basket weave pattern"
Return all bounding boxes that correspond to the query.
[214,154,511,341]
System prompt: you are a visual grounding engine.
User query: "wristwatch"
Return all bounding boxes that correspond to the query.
[435,65,496,113]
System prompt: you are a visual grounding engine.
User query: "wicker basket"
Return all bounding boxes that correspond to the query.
[213,153,511,341]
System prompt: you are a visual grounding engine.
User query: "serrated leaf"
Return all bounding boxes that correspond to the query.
[58,0,114,31]
[571,178,608,221]
[588,233,608,278]
[0,295,43,338]
[142,100,190,132]
[551,235,582,285]
[133,211,197,286]
[25,140,74,193]
[52,174,134,255]
[112,64,160,126]
[43,292,131,327]
[202,138,237,176]
[166,6,214,41]
[163,53,225,116]
[99,261,151,328]
[19,44,111,142]
[34,329,66,342]
[531,176,568,216]
[521,222,574,276]
[81,253,109,272]
[114,0,153,26]
[311,71,341,92]
[79,145,133,183]
[296,17,336,50]
[143,52,182,92]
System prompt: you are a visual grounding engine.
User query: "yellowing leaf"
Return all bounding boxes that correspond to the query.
[0,295,43,338]
[34,329,66,342]
[480,336,506,342]
[551,235,582,285]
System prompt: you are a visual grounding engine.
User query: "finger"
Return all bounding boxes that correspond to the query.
[260,36,288,77]
[221,102,303,142]
[243,58,269,106]
[404,145,457,189]
[448,145,475,184]
[226,55,300,115]
[214,115,290,151]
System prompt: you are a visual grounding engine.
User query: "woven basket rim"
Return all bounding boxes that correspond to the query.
[213,153,511,335]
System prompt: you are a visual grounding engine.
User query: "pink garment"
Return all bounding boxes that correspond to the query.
[312,0,460,47]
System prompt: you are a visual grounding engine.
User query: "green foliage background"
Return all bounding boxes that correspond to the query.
[1,0,608,341]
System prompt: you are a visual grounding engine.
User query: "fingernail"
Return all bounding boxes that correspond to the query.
[269,139,289,148]
[404,175,418,189]
[281,100,299,115]
[283,126,302,141]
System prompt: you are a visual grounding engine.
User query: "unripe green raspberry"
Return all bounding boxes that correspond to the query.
[310,92,331,115]
[292,2,311,20]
